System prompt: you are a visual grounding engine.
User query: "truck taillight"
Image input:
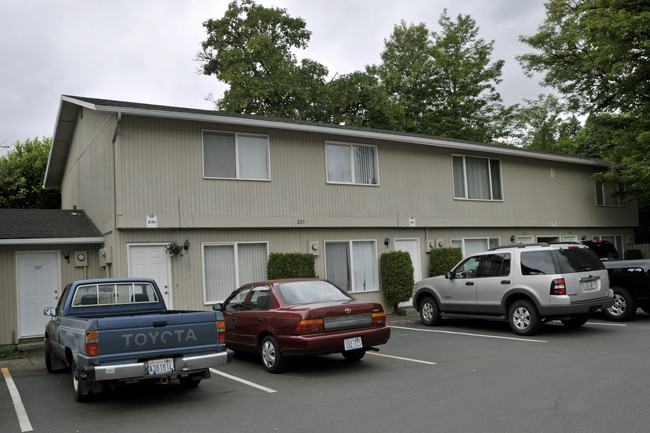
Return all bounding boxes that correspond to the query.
[372,311,386,325]
[296,319,324,333]
[85,330,98,356]
[551,278,566,295]
[217,320,226,344]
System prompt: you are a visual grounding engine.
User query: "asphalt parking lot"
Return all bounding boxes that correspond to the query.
[2,310,649,433]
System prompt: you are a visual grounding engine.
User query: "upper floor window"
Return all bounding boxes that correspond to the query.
[452,155,502,201]
[326,142,378,185]
[203,131,270,180]
[595,181,624,206]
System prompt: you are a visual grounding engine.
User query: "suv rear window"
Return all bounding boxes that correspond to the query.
[555,247,605,273]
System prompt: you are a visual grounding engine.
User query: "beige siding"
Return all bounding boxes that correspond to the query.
[106,116,637,230]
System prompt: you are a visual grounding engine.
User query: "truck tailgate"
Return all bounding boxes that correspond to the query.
[96,311,220,363]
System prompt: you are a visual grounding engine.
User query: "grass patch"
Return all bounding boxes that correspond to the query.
[0,350,26,361]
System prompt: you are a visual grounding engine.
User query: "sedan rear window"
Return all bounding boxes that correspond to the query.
[278,280,353,305]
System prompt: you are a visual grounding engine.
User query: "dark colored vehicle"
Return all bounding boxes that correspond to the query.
[214,279,390,373]
[44,278,233,402]
[579,240,650,321]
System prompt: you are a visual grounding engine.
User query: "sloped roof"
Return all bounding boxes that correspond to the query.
[44,95,608,189]
[0,209,104,245]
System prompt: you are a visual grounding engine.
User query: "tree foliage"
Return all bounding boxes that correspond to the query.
[0,137,60,209]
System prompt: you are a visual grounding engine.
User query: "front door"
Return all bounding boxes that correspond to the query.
[127,244,173,308]
[17,251,61,338]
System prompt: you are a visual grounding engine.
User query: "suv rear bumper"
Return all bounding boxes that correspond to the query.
[543,294,614,316]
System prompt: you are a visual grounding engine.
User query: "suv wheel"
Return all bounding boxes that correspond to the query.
[508,299,541,336]
[561,314,589,328]
[419,296,441,326]
[603,287,636,321]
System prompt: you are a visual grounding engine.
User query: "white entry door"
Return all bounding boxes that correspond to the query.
[17,251,61,338]
[127,244,173,308]
[394,238,422,308]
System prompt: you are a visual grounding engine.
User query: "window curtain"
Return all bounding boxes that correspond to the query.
[352,241,377,292]
[466,157,491,200]
[239,135,269,179]
[353,145,377,184]
[204,245,236,303]
[490,159,502,200]
[326,144,352,183]
[326,242,350,291]
[452,156,466,198]
[203,132,236,178]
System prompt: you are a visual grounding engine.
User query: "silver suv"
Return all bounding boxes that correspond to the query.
[412,243,614,336]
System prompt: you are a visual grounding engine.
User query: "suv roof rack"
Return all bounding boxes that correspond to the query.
[490,243,549,251]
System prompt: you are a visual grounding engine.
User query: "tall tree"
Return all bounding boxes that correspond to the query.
[0,137,60,209]
[519,0,650,209]
[371,11,511,142]
[198,0,328,119]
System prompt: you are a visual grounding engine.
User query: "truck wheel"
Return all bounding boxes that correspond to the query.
[561,314,589,328]
[419,296,441,326]
[261,336,286,373]
[45,338,54,373]
[71,361,91,402]
[641,306,650,315]
[508,299,541,336]
[603,287,636,322]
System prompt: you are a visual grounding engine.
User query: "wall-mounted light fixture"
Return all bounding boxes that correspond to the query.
[183,239,190,252]
[510,235,515,242]
[63,252,70,263]
[581,236,587,240]
[384,238,390,247]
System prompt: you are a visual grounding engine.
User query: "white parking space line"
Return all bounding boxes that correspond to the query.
[2,368,33,432]
[586,321,627,327]
[367,352,436,365]
[391,325,548,343]
[210,368,277,393]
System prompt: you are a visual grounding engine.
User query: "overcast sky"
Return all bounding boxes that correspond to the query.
[0,0,548,156]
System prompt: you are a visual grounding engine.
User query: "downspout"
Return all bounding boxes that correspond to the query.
[108,112,122,278]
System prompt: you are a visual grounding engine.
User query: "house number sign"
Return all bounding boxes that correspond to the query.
[147,214,158,228]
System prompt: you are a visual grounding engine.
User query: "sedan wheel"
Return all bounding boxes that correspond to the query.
[261,336,286,373]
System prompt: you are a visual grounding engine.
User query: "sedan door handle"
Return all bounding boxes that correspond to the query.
[256,318,264,323]
[231,318,237,322]
[501,280,511,284]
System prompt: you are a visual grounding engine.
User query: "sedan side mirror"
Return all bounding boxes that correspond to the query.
[44,307,56,317]
[212,303,223,312]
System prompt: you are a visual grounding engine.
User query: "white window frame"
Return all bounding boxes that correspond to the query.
[452,154,503,201]
[325,141,379,186]
[201,241,269,304]
[202,130,271,181]
[451,237,500,257]
[595,181,624,207]
[324,239,379,293]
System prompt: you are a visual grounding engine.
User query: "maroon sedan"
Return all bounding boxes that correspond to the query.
[214,279,391,373]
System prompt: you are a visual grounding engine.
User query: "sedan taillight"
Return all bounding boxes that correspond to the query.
[296,319,324,333]
[372,311,386,325]
[550,278,566,295]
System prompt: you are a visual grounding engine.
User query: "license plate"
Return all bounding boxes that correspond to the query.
[584,281,597,291]
[344,337,363,351]
[148,358,174,375]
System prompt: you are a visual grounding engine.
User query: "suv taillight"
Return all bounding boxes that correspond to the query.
[550,278,566,295]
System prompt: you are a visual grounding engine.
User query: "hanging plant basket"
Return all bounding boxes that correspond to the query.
[166,241,183,256]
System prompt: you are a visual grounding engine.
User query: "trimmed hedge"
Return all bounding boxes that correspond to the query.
[624,249,643,260]
[429,247,463,277]
[380,251,414,313]
[266,253,317,279]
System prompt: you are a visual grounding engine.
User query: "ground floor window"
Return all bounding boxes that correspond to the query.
[325,240,378,292]
[203,242,268,303]
[451,237,500,257]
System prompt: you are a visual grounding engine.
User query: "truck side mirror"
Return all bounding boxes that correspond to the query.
[44,307,56,317]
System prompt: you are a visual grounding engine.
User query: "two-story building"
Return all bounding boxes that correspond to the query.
[0,95,637,347]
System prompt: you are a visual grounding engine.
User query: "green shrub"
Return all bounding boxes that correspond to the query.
[624,249,643,260]
[267,253,317,279]
[380,251,414,314]
[429,247,463,277]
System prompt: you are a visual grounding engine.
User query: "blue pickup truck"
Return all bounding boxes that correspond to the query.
[43,278,233,402]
